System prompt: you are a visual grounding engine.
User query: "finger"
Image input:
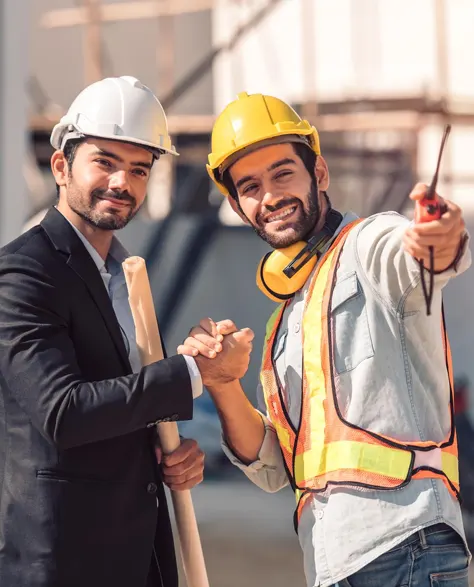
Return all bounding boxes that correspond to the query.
[415,198,464,232]
[409,213,464,237]
[408,183,429,202]
[241,327,255,342]
[162,439,199,467]
[162,453,205,478]
[198,317,223,342]
[188,325,221,341]
[233,328,255,343]
[403,234,456,264]
[404,230,457,249]
[179,336,221,358]
[164,472,204,492]
[193,332,222,352]
[415,209,459,231]
[216,319,238,336]
[190,327,222,349]
[176,344,199,357]
[402,233,432,260]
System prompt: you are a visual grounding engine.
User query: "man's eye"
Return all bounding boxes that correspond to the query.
[242,184,258,194]
[275,171,292,180]
[132,168,147,177]
[96,159,112,168]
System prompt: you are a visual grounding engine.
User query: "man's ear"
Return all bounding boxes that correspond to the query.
[227,194,251,225]
[51,151,68,189]
[315,155,329,191]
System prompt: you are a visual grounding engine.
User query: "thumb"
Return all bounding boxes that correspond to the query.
[216,319,238,336]
[234,327,255,342]
[409,183,429,202]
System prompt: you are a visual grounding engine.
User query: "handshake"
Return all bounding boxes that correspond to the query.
[177,318,255,389]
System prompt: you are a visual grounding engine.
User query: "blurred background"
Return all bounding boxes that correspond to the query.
[1,0,474,585]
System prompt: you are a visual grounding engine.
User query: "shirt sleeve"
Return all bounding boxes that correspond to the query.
[221,383,289,493]
[354,212,471,312]
[182,355,203,399]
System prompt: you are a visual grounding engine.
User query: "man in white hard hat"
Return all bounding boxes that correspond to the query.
[0,76,252,587]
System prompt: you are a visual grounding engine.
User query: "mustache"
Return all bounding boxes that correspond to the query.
[256,198,300,225]
[92,189,136,206]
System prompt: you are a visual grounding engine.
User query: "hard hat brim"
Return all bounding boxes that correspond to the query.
[50,125,179,158]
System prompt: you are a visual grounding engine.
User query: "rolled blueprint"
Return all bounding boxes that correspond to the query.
[123,256,209,587]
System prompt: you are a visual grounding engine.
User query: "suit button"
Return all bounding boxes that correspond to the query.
[147,482,158,495]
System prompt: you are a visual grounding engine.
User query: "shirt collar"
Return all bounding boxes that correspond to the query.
[58,209,130,273]
[337,211,359,232]
[321,211,359,254]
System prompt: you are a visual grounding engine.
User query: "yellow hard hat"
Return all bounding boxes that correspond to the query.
[207,92,321,196]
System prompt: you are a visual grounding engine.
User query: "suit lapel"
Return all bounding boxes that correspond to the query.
[41,208,132,373]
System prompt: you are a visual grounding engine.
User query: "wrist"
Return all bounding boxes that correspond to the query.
[433,233,468,274]
[206,379,239,396]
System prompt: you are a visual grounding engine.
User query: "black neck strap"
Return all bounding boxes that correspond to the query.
[283,208,343,278]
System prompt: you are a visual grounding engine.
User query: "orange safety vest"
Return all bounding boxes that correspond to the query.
[260,220,459,529]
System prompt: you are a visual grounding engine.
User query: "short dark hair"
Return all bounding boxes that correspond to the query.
[221,141,317,203]
[55,138,85,197]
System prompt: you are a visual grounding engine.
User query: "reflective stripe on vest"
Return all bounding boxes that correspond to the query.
[260,220,459,530]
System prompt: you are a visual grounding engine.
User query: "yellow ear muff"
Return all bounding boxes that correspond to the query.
[256,242,318,302]
[255,209,344,302]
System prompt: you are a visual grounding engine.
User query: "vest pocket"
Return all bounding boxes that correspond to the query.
[331,272,374,374]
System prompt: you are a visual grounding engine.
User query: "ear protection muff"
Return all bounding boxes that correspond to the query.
[256,209,343,302]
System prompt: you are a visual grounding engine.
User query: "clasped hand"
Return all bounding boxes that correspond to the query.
[177,318,254,388]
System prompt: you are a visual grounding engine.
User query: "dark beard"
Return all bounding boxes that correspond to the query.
[70,188,138,231]
[252,180,320,249]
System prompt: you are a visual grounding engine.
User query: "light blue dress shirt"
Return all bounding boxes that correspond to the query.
[62,213,202,396]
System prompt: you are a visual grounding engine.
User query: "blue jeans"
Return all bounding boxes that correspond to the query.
[335,523,470,587]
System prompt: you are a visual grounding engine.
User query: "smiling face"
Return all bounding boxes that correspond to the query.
[52,137,154,231]
[228,142,329,249]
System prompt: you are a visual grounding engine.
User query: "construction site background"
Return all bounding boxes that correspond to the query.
[1,1,474,585]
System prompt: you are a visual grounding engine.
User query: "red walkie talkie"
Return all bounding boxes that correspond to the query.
[415,124,451,315]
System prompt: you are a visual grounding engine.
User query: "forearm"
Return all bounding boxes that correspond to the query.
[221,411,290,493]
[355,213,471,310]
[207,379,265,465]
[51,357,193,449]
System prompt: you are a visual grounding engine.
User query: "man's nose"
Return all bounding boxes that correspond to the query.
[261,188,280,209]
[108,170,130,192]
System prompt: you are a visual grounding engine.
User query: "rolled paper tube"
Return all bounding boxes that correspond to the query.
[123,256,210,587]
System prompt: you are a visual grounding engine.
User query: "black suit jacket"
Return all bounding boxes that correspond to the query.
[0,208,193,587]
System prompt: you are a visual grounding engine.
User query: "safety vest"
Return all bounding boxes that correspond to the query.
[260,220,460,529]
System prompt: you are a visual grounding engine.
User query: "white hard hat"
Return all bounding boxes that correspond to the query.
[50,76,178,157]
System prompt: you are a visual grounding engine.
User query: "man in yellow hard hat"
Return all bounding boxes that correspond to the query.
[179,92,472,587]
